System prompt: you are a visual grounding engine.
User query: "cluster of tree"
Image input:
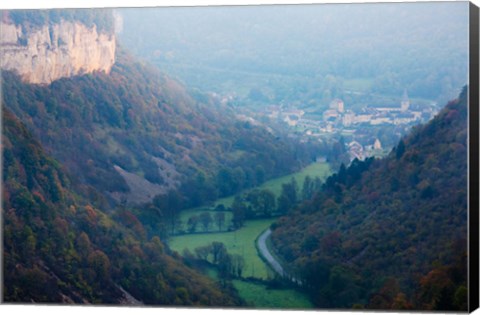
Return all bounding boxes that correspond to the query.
[269,87,469,310]
[227,176,324,229]
[185,211,226,233]
[276,179,298,215]
[184,242,246,283]
[4,9,115,34]
[322,157,375,203]
[2,109,242,306]
[324,136,351,171]
[226,187,287,230]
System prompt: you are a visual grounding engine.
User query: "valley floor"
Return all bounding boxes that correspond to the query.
[168,161,331,308]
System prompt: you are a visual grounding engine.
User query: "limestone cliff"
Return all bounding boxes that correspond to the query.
[0,20,115,84]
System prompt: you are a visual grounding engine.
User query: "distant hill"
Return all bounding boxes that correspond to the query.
[270,87,468,310]
[119,3,468,105]
[2,109,241,305]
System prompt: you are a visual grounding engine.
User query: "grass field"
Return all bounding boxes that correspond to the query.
[232,280,314,309]
[199,265,314,308]
[214,161,331,208]
[170,162,331,278]
[169,218,275,279]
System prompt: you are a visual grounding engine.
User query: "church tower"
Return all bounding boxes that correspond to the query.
[401,89,410,111]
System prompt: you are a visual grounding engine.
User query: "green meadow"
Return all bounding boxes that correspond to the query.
[169,218,275,279]
[232,280,314,309]
[200,266,313,309]
[170,222,315,309]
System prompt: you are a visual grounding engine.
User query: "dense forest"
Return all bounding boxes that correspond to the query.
[2,109,242,305]
[270,87,469,310]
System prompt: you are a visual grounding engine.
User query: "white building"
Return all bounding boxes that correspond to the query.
[354,114,373,124]
[342,110,355,126]
[370,117,391,125]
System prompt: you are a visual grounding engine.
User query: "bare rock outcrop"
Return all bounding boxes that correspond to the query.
[0,20,115,84]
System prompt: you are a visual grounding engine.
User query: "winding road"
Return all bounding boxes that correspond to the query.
[257,228,301,285]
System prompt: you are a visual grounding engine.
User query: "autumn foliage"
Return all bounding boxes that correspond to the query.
[270,87,469,310]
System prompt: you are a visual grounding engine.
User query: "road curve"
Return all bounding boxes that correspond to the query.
[257,228,302,285]
[257,228,286,277]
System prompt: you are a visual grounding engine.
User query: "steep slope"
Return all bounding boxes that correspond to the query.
[270,87,469,310]
[2,46,317,208]
[2,109,241,305]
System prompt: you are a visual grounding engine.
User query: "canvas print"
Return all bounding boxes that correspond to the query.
[1,1,478,311]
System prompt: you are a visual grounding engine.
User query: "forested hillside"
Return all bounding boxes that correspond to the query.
[2,109,242,305]
[2,47,319,208]
[270,87,469,310]
[1,9,326,304]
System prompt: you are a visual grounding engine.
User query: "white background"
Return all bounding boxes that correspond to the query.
[0,1,479,315]
[1,0,480,9]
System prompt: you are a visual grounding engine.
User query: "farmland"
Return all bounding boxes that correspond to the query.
[170,218,275,279]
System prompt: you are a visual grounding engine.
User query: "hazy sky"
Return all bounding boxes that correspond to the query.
[118,2,469,102]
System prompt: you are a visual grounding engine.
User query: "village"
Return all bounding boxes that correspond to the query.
[261,91,438,161]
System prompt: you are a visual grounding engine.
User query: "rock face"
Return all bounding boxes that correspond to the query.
[0,20,115,84]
